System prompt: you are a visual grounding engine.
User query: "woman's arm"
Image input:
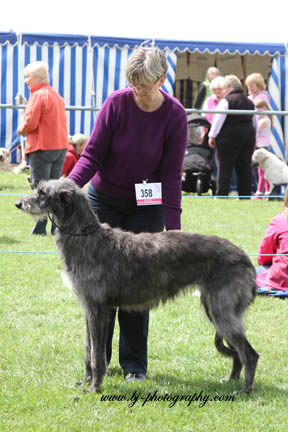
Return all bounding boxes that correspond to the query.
[208,98,228,139]
[17,92,43,136]
[159,107,188,230]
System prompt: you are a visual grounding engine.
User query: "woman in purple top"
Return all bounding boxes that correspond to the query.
[68,46,187,384]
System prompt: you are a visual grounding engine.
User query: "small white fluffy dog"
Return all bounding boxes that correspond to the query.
[252,148,288,194]
[0,148,9,162]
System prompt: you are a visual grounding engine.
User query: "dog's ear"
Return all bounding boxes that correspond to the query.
[59,189,75,206]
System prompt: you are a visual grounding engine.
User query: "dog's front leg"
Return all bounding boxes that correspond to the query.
[76,319,92,387]
[267,183,275,196]
[84,318,92,383]
[87,305,109,393]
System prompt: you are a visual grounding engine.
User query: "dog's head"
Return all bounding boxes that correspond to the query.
[0,148,9,162]
[251,148,270,168]
[15,178,82,223]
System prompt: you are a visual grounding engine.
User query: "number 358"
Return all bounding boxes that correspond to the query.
[141,189,153,198]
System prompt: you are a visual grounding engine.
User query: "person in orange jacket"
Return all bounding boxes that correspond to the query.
[18,61,69,235]
[62,133,88,177]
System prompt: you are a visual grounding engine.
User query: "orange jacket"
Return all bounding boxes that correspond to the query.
[20,83,69,154]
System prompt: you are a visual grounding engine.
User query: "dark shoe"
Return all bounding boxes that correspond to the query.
[135,373,146,382]
[124,373,135,383]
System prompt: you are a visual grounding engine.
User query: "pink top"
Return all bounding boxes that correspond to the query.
[256,116,271,148]
[248,90,270,105]
[202,94,220,124]
[257,212,288,290]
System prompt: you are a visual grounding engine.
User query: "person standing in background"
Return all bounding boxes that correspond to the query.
[202,76,224,124]
[194,67,220,109]
[17,61,69,235]
[251,99,273,199]
[245,72,270,105]
[208,75,257,197]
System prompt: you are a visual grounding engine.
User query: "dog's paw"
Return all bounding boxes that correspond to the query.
[233,389,251,395]
[219,377,229,384]
[82,385,101,394]
[75,375,91,388]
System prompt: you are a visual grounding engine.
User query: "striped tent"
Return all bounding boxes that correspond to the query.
[0,32,287,162]
[268,55,288,160]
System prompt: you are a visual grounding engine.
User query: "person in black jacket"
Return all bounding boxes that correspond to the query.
[208,75,257,198]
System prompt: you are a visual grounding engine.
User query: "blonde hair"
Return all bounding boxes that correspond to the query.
[24,61,49,84]
[255,99,274,129]
[125,47,168,85]
[245,73,266,91]
[70,133,88,146]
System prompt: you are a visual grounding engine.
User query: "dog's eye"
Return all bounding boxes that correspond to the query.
[38,189,46,197]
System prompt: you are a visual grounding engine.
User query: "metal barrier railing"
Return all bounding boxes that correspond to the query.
[1,103,288,116]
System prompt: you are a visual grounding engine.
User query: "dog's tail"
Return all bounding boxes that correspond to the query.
[214,333,237,358]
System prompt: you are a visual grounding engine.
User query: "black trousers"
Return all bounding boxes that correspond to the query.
[87,184,165,375]
[216,127,255,197]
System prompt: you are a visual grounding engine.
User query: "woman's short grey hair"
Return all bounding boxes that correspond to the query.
[206,67,220,79]
[125,47,168,84]
[222,75,243,91]
[24,61,49,84]
[210,76,224,90]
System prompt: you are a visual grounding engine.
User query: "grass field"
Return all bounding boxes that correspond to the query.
[0,172,287,431]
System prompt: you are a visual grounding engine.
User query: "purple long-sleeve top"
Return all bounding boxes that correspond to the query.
[68,88,188,230]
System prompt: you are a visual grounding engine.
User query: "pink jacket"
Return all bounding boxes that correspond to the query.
[257,212,288,290]
[203,94,220,124]
[19,83,69,155]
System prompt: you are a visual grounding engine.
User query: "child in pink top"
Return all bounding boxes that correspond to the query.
[252,99,273,198]
[245,72,270,105]
[256,187,288,292]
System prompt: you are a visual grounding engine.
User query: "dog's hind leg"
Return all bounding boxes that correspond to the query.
[205,292,259,393]
[214,333,243,380]
[202,296,243,381]
[215,319,259,393]
[228,334,259,393]
[85,304,109,393]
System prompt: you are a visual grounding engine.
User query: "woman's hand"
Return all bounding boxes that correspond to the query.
[17,125,27,136]
[208,138,216,148]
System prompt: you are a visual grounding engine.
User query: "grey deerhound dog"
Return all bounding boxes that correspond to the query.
[15,178,259,393]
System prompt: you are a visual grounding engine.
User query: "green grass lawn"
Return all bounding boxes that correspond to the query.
[0,172,287,431]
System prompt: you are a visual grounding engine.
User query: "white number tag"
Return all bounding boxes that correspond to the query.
[135,182,162,206]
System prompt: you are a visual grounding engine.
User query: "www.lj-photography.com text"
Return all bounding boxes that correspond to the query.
[100,390,235,408]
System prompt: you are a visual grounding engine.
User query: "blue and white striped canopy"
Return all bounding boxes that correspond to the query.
[1,32,288,162]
